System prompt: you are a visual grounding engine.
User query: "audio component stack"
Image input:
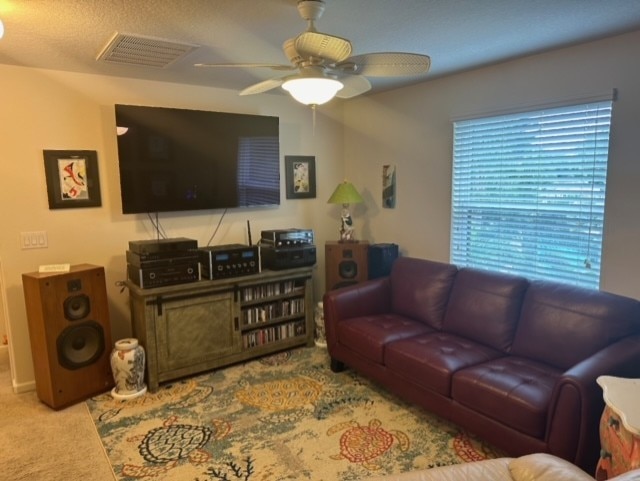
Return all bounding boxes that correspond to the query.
[260,228,316,270]
[199,244,260,280]
[127,237,200,288]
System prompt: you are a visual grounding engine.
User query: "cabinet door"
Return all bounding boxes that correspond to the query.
[155,290,238,373]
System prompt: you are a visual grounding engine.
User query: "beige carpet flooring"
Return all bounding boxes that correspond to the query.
[0,348,115,481]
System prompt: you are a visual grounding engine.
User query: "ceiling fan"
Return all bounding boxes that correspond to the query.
[196,0,431,106]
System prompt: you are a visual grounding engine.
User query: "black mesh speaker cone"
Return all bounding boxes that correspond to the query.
[57,321,105,370]
[63,294,91,321]
[338,260,357,279]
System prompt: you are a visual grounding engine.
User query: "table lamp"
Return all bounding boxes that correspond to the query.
[327,180,364,242]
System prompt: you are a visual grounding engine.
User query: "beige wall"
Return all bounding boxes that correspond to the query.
[0,65,344,391]
[343,30,640,300]
[3,29,640,393]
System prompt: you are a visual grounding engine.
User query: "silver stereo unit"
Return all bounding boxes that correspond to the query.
[260,228,314,248]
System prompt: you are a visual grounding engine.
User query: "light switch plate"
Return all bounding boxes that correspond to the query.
[20,231,48,249]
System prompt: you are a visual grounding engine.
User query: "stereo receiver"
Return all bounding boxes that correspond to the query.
[128,237,198,254]
[261,228,314,247]
[127,262,200,289]
[199,244,260,280]
[261,244,316,270]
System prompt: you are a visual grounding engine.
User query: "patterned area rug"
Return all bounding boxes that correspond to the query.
[87,347,504,481]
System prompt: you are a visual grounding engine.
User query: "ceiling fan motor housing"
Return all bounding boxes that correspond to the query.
[297,0,326,23]
[197,0,430,102]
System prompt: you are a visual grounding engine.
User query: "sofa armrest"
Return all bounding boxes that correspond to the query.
[323,277,392,348]
[546,336,640,470]
[323,277,392,321]
[509,453,595,481]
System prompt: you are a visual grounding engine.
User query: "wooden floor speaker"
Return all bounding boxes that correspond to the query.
[22,264,113,409]
[325,241,369,291]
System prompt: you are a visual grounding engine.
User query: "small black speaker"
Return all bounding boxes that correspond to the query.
[368,243,399,279]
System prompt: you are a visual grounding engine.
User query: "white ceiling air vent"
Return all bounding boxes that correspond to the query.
[96,32,199,68]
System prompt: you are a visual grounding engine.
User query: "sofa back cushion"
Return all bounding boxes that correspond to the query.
[511,281,640,370]
[390,257,458,330]
[443,268,529,351]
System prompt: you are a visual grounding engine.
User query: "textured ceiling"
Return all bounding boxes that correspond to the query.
[1,0,639,98]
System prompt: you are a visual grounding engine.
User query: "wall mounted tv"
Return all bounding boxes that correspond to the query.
[115,104,280,214]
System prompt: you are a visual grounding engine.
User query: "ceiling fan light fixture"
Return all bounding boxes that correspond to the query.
[282,77,343,106]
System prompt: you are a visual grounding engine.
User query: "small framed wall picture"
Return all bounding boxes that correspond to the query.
[285,155,316,199]
[43,150,102,209]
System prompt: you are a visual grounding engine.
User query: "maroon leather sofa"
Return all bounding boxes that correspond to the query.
[323,257,640,474]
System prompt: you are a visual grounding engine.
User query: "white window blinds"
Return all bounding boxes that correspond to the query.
[451,100,613,289]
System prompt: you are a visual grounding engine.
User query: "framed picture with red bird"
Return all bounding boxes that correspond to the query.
[43,150,102,209]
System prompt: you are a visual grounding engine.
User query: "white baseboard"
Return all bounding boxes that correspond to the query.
[13,378,36,394]
[0,345,36,393]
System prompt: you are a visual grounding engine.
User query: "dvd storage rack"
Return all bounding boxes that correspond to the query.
[239,278,307,349]
[127,267,314,392]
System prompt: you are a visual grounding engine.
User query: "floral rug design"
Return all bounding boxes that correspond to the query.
[87,347,504,481]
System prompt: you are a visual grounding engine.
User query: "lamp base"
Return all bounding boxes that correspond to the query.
[339,208,355,242]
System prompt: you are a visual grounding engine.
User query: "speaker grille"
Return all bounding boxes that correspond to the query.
[57,321,105,370]
[63,294,91,320]
[338,260,358,279]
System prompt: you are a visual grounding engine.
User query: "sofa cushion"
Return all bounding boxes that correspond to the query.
[385,332,503,396]
[335,314,433,364]
[390,257,458,330]
[452,357,562,438]
[442,268,528,351]
[511,281,640,369]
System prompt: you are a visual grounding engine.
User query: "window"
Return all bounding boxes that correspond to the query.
[451,99,613,289]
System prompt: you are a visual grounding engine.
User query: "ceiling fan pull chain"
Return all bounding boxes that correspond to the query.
[312,105,317,135]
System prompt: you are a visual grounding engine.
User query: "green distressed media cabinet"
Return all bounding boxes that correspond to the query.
[127,267,315,392]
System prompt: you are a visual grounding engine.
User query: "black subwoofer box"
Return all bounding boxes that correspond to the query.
[368,243,399,279]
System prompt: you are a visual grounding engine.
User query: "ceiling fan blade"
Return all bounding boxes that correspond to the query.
[195,62,295,71]
[294,31,352,63]
[240,77,286,96]
[335,75,371,99]
[338,52,431,77]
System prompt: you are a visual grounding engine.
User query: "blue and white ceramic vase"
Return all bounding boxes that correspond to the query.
[110,338,147,400]
[314,302,327,348]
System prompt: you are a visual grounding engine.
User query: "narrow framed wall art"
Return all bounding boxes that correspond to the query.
[285,155,316,199]
[383,164,396,208]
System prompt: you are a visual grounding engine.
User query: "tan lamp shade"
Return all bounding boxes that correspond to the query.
[327,181,364,205]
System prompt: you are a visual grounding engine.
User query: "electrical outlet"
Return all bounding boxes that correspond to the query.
[20,231,48,249]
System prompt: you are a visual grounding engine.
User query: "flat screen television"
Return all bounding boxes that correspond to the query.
[115,104,280,214]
